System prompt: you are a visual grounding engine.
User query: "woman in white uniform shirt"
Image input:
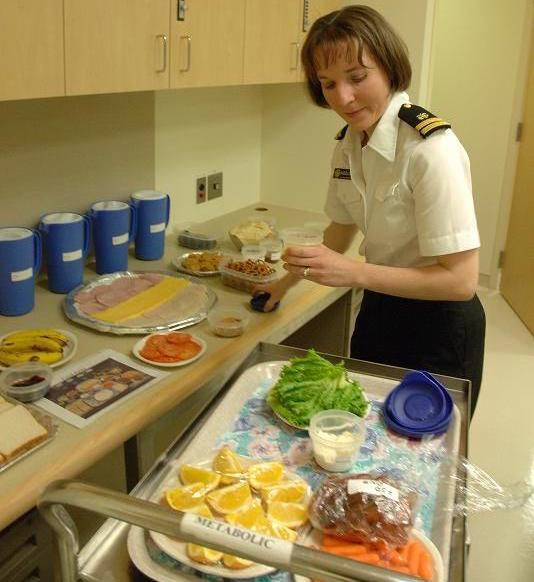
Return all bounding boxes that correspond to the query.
[254,5,485,415]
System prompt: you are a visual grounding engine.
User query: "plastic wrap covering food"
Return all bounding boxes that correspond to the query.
[309,473,418,547]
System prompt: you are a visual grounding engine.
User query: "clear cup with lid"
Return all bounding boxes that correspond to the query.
[309,409,366,472]
[280,227,324,247]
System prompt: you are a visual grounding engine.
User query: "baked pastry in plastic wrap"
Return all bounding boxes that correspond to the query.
[309,473,418,547]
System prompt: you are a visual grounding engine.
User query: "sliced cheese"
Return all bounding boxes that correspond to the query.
[92,277,190,323]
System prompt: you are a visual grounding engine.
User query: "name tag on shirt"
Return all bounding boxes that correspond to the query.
[333,167,351,180]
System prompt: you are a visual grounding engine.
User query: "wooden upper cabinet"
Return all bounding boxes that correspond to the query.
[244,0,302,85]
[170,0,246,89]
[64,0,170,96]
[0,0,65,102]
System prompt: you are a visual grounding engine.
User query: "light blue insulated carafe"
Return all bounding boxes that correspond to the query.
[0,227,42,316]
[87,201,136,274]
[39,212,90,293]
[130,190,170,260]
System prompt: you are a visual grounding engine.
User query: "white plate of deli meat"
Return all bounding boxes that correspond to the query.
[63,271,217,335]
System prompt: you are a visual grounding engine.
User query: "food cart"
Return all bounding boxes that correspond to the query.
[39,343,469,582]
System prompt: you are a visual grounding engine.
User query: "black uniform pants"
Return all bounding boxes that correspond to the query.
[350,290,486,417]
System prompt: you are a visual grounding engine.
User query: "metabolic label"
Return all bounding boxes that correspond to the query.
[62,249,83,262]
[347,479,400,502]
[180,513,293,566]
[11,267,33,282]
[150,222,166,233]
[112,233,129,246]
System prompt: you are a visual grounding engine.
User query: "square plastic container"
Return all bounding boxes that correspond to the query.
[280,227,323,246]
[0,362,53,402]
[240,244,266,260]
[207,307,250,337]
[220,259,279,293]
[309,409,366,472]
[177,230,218,250]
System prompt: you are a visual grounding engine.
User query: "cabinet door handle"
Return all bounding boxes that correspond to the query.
[290,42,300,70]
[156,34,168,72]
[179,35,192,72]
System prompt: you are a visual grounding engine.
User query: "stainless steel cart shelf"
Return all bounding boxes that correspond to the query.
[39,343,469,582]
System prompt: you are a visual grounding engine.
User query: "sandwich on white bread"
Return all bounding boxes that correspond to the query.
[0,404,48,462]
[0,399,13,414]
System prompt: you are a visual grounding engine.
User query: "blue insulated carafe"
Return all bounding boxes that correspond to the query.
[88,201,136,274]
[39,212,90,293]
[130,190,170,260]
[0,227,42,316]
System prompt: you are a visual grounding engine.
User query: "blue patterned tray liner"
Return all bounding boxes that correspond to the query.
[147,377,449,581]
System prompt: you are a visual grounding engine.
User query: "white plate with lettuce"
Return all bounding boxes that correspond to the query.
[267,350,370,430]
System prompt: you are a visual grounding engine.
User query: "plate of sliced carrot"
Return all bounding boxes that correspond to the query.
[298,527,443,582]
[133,331,207,367]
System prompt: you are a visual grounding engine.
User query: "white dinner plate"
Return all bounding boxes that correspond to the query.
[132,331,207,368]
[148,454,310,579]
[0,328,77,370]
[172,252,223,277]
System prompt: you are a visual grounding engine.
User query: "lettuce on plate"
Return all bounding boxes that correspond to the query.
[267,350,369,428]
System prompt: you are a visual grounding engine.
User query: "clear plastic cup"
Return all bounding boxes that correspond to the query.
[240,244,266,260]
[259,238,283,262]
[280,227,323,247]
[309,409,366,472]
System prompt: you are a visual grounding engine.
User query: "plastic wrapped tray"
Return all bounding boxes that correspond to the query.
[63,271,217,335]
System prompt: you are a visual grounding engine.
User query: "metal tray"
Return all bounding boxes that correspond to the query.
[0,394,58,474]
[63,271,217,335]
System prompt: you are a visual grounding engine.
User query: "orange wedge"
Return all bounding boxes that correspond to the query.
[186,543,223,564]
[267,501,308,528]
[179,464,221,491]
[248,461,285,489]
[206,481,253,514]
[212,447,246,483]
[223,553,254,569]
[225,499,264,529]
[261,480,308,504]
[165,483,207,511]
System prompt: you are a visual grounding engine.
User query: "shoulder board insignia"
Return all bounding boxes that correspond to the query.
[335,124,349,140]
[398,103,451,138]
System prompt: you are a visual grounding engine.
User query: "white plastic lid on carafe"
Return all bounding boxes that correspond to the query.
[131,190,167,200]
[91,201,129,211]
[41,212,83,224]
[0,227,33,241]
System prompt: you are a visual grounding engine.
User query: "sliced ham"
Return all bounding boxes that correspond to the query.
[78,300,105,314]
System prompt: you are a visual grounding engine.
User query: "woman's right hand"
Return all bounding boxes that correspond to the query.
[252,273,298,312]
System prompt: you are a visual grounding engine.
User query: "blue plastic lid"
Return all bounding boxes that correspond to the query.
[250,292,280,313]
[383,371,453,437]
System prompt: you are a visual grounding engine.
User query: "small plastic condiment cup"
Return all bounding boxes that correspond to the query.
[280,227,323,247]
[309,409,366,472]
[0,362,53,402]
[240,244,266,260]
[207,307,250,337]
[259,238,283,263]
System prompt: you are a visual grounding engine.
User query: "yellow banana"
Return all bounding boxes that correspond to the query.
[0,349,63,366]
[3,329,68,346]
[0,337,64,354]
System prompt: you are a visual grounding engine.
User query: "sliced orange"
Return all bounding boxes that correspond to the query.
[179,464,221,491]
[248,461,285,489]
[267,501,308,528]
[165,483,207,511]
[222,553,254,569]
[185,502,213,518]
[186,543,223,564]
[265,516,298,542]
[225,499,264,529]
[212,447,246,483]
[261,480,308,504]
[206,481,253,514]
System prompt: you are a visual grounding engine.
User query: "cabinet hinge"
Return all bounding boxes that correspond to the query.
[177,0,186,21]
[498,250,505,268]
[302,0,310,32]
[516,122,523,142]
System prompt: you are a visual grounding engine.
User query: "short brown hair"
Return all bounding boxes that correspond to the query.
[301,5,412,108]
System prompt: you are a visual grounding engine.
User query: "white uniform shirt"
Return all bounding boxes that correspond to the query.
[324,92,480,267]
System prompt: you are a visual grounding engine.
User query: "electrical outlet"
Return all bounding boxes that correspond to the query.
[207,172,223,200]
[196,176,207,204]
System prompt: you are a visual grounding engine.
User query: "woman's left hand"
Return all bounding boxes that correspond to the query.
[282,244,360,287]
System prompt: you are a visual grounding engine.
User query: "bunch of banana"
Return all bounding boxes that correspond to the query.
[0,329,69,366]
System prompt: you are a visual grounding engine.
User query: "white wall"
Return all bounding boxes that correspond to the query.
[429,0,531,277]
[154,86,264,229]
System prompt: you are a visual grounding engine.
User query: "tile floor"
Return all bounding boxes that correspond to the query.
[467,289,534,582]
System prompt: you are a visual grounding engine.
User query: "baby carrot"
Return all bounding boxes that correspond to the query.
[418,548,434,581]
[407,539,422,575]
[356,552,380,565]
[322,544,368,557]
